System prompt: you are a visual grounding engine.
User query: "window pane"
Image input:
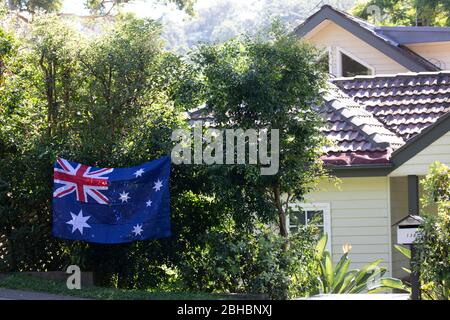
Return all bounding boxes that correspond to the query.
[289,210,306,234]
[341,52,371,77]
[307,210,324,225]
[291,210,306,226]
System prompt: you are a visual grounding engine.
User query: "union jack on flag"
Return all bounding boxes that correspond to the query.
[53,158,113,204]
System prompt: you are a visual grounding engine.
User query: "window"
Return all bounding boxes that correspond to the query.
[337,48,373,77]
[288,203,331,252]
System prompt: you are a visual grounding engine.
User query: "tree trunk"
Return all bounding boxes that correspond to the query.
[39,55,58,138]
[273,185,288,238]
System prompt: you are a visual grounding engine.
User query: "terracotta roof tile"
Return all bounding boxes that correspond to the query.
[331,71,450,142]
[321,71,450,165]
[319,83,404,164]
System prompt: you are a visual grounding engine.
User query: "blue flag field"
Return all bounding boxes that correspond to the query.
[52,156,171,244]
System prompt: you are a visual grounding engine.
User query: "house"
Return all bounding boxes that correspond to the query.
[292,5,450,279]
[294,5,450,77]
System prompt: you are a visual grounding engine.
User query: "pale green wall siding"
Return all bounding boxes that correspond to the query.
[390,176,410,279]
[390,132,450,176]
[406,42,450,71]
[305,177,391,274]
[305,21,409,75]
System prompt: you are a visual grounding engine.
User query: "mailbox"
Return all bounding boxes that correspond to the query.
[395,215,424,245]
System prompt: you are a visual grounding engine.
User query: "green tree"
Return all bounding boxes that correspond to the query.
[0,13,263,291]
[187,24,329,239]
[0,14,179,283]
[85,0,196,16]
[180,223,320,299]
[415,162,450,299]
[5,0,62,13]
[2,0,196,16]
[353,0,450,26]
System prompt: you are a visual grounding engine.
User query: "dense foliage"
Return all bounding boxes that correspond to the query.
[187,24,330,238]
[415,162,450,300]
[0,14,204,288]
[0,12,329,299]
[314,235,407,294]
[3,0,195,15]
[180,224,321,299]
[353,0,450,26]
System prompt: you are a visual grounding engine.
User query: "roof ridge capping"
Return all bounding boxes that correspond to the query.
[331,70,450,82]
[322,83,405,149]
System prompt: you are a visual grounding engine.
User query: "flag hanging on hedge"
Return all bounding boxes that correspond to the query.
[52,156,171,244]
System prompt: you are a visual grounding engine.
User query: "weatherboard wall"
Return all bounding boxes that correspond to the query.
[304,177,391,275]
[390,131,450,176]
[389,176,410,279]
[304,21,409,75]
[406,42,450,70]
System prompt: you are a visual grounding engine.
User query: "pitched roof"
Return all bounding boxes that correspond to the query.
[321,71,450,166]
[185,72,450,169]
[294,5,441,72]
[319,83,404,165]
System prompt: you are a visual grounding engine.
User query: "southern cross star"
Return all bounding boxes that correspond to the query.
[66,210,91,235]
[153,179,163,192]
[132,224,143,236]
[119,191,130,203]
[146,200,152,207]
[134,168,144,178]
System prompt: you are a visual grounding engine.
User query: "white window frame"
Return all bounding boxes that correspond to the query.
[336,47,375,77]
[287,202,332,253]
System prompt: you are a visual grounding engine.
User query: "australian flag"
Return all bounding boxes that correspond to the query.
[52,156,171,244]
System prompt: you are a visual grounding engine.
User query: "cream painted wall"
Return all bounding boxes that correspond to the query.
[390,132,450,177]
[389,176,410,279]
[304,21,409,75]
[406,42,450,70]
[304,177,392,274]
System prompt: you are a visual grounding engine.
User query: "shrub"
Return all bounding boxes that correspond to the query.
[179,223,320,299]
[415,162,450,300]
[314,234,407,294]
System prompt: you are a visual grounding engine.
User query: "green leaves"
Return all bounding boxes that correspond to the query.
[314,233,327,261]
[314,234,406,294]
[0,14,189,286]
[368,278,411,294]
[413,162,450,300]
[352,0,450,27]
[394,244,411,259]
[332,253,350,292]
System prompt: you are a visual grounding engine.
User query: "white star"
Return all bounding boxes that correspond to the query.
[153,179,163,192]
[134,168,144,178]
[66,210,91,235]
[132,224,143,236]
[119,191,130,203]
[146,200,152,207]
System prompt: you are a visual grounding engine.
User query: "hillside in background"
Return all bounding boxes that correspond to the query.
[158,0,356,52]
